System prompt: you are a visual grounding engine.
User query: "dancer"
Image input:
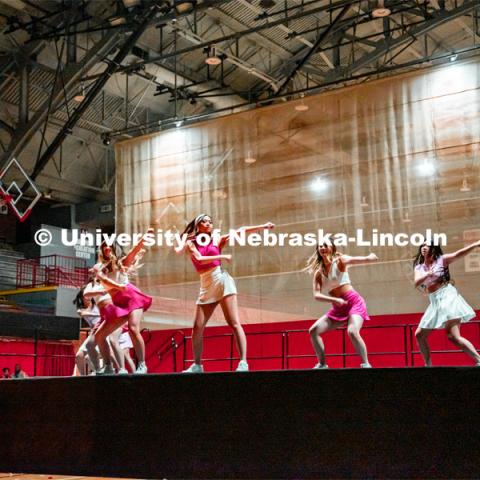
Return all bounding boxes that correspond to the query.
[79,279,124,375]
[414,240,480,366]
[306,239,378,369]
[177,214,274,373]
[74,284,101,376]
[118,325,136,373]
[90,230,153,374]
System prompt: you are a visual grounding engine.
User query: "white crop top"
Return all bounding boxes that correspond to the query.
[321,259,351,293]
[91,263,129,304]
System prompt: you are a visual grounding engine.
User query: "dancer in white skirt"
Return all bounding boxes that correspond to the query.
[176,214,274,373]
[414,240,480,366]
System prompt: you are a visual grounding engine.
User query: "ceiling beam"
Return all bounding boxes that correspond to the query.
[324,0,480,83]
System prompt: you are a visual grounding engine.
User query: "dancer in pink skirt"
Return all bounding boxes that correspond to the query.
[306,239,378,369]
[90,229,153,374]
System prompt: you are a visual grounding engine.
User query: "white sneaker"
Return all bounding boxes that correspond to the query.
[96,364,115,375]
[313,363,329,369]
[134,362,148,374]
[236,360,249,372]
[182,363,204,373]
[118,368,128,375]
[360,363,372,368]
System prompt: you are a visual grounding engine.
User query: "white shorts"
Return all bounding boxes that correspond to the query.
[197,266,237,305]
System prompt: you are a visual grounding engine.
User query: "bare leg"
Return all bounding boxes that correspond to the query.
[347,314,369,365]
[220,295,247,361]
[85,334,100,371]
[309,315,337,366]
[191,303,218,365]
[95,316,129,367]
[75,349,87,376]
[123,348,136,372]
[446,321,480,363]
[108,327,124,370]
[415,327,433,366]
[127,309,146,364]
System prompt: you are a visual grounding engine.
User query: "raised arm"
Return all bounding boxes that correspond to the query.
[187,241,231,264]
[340,253,378,267]
[443,240,480,266]
[122,227,155,268]
[219,221,275,246]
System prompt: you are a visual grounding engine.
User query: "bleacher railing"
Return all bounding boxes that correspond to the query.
[16,255,89,289]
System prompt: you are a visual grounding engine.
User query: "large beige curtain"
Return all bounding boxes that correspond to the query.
[116,60,480,329]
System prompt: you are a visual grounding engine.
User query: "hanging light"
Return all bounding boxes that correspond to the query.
[73,84,86,102]
[402,211,412,223]
[460,175,471,192]
[205,45,222,66]
[360,196,369,208]
[372,0,391,18]
[174,0,196,14]
[295,93,309,112]
[259,0,276,8]
[245,150,257,164]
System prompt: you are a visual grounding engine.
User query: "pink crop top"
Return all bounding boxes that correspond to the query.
[190,238,222,272]
[415,256,445,287]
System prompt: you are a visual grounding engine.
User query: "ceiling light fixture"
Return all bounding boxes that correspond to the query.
[295,93,309,112]
[245,150,257,164]
[205,44,222,66]
[259,0,276,8]
[460,176,471,192]
[122,0,141,7]
[174,0,196,14]
[372,0,391,18]
[73,84,86,102]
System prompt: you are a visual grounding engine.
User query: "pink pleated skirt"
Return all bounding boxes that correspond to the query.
[100,283,152,323]
[326,289,370,322]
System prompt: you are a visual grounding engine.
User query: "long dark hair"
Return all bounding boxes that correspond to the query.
[73,279,96,310]
[181,214,211,238]
[413,243,451,284]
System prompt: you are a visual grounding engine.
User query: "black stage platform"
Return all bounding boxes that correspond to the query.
[1,368,479,479]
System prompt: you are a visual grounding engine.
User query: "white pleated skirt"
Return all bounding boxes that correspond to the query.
[419,283,476,330]
[197,266,237,305]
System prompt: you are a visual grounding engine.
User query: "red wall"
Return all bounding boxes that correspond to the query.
[0,338,74,377]
[144,311,480,373]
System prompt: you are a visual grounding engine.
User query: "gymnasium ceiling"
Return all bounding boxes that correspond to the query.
[0,0,479,204]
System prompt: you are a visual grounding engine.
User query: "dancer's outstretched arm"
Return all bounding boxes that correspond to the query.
[122,227,154,268]
[443,240,480,266]
[219,221,275,246]
[340,253,378,267]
